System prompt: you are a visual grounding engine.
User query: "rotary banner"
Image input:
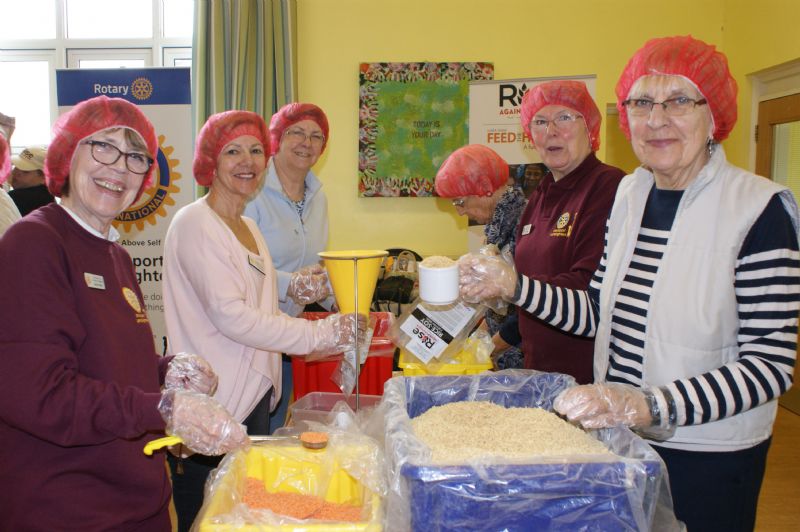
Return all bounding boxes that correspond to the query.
[56,68,193,353]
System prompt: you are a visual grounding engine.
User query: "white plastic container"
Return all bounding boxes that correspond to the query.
[418,262,459,305]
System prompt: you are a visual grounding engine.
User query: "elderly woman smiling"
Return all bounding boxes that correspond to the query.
[458,36,800,531]
[0,96,246,531]
[163,110,363,532]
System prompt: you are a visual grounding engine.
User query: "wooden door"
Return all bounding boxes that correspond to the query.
[755,92,800,413]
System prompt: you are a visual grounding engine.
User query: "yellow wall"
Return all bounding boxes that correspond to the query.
[720,0,800,170]
[295,0,797,256]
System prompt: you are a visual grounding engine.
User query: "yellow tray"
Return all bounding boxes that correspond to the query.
[398,349,492,376]
[197,444,382,531]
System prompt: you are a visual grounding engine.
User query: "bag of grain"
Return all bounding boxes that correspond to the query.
[379,370,682,532]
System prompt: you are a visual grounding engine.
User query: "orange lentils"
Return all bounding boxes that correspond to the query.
[299,431,329,449]
[243,477,364,522]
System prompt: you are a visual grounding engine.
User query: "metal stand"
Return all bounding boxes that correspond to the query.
[352,257,360,411]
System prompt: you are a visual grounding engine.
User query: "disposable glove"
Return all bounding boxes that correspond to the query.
[164,352,218,395]
[457,252,518,303]
[553,382,656,430]
[157,389,249,456]
[309,312,368,355]
[288,264,331,305]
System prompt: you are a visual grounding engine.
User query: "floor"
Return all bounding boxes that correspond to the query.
[755,405,800,531]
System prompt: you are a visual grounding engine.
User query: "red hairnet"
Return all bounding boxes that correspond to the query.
[0,134,9,185]
[435,144,508,198]
[269,102,329,156]
[615,35,738,141]
[193,110,269,187]
[45,95,158,201]
[520,80,602,151]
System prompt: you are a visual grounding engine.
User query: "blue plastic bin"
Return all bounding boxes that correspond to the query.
[383,372,673,532]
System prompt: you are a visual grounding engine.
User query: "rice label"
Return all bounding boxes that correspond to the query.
[400,301,477,362]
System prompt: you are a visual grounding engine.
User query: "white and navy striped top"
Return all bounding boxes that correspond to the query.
[515,187,800,427]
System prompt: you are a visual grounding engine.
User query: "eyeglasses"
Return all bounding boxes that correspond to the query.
[452,198,465,207]
[81,140,153,175]
[284,128,325,146]
[530,113,583,133]
[622,97,708,117]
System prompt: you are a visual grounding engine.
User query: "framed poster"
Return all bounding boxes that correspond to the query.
[358,62,494,197]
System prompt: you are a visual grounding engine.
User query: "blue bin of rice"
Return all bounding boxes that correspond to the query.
[381,371,679,531]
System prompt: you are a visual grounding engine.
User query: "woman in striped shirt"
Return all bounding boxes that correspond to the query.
[458,36,800,532]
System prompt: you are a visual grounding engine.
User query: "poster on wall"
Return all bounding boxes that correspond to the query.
[358,62,494,197]
[55,68,194,353]
[466,75,596,249]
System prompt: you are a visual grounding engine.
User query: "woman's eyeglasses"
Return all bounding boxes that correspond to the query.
[284,128,325,146]
[452,198,465,207]
[529,113,584,133]
[82,140,153,174]
[622,96,707,117]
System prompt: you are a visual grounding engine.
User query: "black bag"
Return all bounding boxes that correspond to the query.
[373,249,421,315]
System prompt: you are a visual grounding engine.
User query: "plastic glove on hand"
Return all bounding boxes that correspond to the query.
[164,352,218,395]
[288,264,331,305]
[310,312,369,355]
[457,253,518,303]
[553,383,652,430]
[158,389,249,455]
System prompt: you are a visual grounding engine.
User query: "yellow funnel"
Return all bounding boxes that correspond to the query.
[319,250,388,316]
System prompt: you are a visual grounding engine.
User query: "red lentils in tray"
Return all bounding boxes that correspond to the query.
[243,477,364,522]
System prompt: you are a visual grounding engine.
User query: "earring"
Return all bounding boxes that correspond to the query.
[706,138,715,156]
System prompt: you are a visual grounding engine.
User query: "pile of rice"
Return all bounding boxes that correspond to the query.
[420,255,456,268]
[411,401,610,463]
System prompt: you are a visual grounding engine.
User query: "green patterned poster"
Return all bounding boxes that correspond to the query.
[358,62,494,197]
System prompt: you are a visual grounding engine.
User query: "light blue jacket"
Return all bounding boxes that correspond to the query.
[245,159,329,317]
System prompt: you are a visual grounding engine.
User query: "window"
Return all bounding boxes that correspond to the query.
[0,0,192,152]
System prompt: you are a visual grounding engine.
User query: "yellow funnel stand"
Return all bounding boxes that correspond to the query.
[318,250,388,316]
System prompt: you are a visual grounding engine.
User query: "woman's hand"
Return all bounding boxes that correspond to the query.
[157,389,249,456]
[288,264,331,305]
[309,312,368,355]
[458,253,518,303]
[164,352,218,395]
[553,383,652,429]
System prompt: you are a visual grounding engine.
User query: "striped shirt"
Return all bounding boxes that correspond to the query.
[515,188,799,427]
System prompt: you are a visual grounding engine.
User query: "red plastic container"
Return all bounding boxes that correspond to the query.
[292,312,396,399]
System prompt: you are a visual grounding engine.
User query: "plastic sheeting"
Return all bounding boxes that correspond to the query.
[380,370,683,531]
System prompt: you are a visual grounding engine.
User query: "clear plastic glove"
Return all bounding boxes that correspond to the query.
[553,383,652,430]
[309,312,369,355]
[157,389,250,456]
[164,352,218,395]
[457,252,518,303]
[288,264,331,305]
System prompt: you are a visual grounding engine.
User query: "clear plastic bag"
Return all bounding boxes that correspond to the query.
[378,370,683,532]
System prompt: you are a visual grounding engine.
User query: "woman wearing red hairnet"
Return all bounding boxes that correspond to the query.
[0,133,21,235]
[162,109,363,532]
[460,36,800,531]
[243,102,334,430]
[478,80,625,382]
[0,96,248,531]
[434,144,527,369]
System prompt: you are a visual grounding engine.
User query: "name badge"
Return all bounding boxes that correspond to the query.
[248,255,266,275]
[85,273,106,290]
[521,224,532,236]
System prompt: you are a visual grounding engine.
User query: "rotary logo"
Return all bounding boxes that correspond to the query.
[114,135,181,232]
[122,287,142,313]
[130,77,153,101]
[556,212,571,229]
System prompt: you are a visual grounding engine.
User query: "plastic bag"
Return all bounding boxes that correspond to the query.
[387,297,485,366]
[191,429,387,531]
[378,370,683,532]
